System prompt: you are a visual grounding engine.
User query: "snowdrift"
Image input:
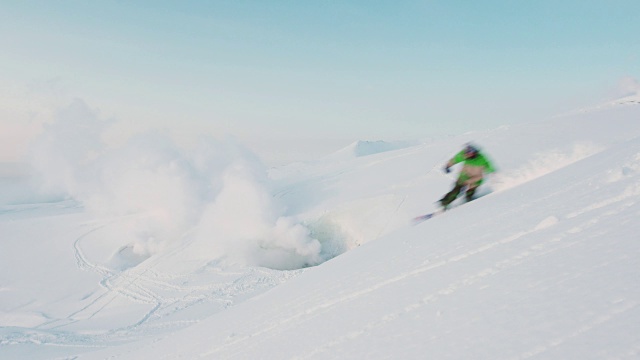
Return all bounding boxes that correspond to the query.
[328,140,418,158]
[1,102,639,359]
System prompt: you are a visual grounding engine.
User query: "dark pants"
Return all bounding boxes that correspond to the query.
[440,182,477,208]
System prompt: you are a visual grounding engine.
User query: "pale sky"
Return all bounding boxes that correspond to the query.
[1,1,639,164]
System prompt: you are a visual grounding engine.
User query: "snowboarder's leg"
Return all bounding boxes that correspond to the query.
[465,179,482,202]
[465,186,477,202]
[440,182,464,209]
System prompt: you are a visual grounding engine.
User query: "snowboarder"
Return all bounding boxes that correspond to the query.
[440,144,495,210]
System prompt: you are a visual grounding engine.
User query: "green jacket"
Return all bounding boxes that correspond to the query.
[448,150,495,185]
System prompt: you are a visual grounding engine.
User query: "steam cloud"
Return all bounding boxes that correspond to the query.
[29,99,323,270]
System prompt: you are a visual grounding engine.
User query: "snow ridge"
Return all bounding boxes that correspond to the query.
[331,140,417,158]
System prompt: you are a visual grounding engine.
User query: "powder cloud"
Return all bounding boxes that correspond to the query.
[28,100,324,270]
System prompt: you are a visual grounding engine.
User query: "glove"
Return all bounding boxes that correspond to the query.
[443,166,451,174]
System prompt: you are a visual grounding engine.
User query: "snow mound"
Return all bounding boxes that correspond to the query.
[332,140,417,158]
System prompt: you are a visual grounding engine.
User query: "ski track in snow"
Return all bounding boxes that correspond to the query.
[512,300,639,360]
[17,215,302,348]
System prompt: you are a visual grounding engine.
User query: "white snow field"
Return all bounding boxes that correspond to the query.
[1,102,639,359]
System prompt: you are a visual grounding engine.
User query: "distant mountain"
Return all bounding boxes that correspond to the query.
[329,140,419,158]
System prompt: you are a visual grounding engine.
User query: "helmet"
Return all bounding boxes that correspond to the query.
[464,144,479,158]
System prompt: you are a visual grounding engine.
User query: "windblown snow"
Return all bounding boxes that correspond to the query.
[1,102,639,359]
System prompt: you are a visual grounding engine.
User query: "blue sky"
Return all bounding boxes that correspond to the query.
[1,1,639,163]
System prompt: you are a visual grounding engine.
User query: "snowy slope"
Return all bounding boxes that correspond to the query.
[1,103,640,359]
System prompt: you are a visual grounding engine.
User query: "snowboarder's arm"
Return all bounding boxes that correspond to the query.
[446,151,467,168]
[443,151,467,173]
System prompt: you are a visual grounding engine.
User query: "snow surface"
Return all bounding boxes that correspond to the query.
[1,102,640,359]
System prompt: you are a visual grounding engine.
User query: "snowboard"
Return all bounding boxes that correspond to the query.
[411,209,444,225]
[412,193,486,225]
[413,188,491,225]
